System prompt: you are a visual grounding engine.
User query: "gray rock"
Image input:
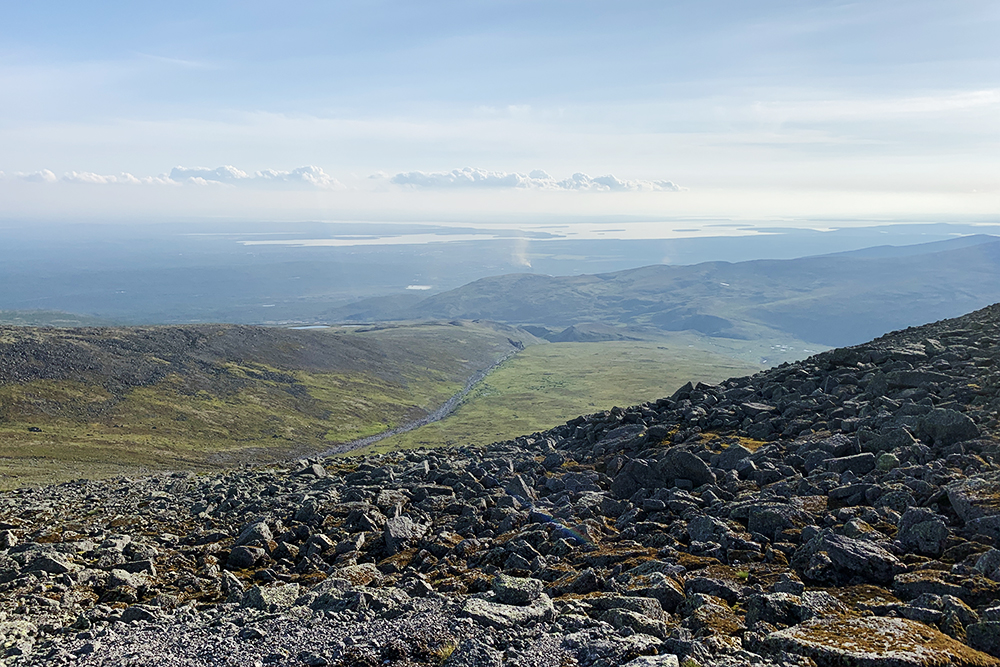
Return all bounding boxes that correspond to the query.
[121,605,161,623]
[227,545,265,570]
[461,593,556,629]
[234,520,273,547]
[975,549,1000,581]
[947,473,1000,522]
[860,427,919,454]
[504,475,537,501]
[627,572,686,612]
[917,408,980,446]
[792,531,902,585]
[295,463,327,478]
[383,515,427,555]
[25,555,76,574]
[493,574,543,605]
[622,657,679,667]
[766,616,996,666]
[828,453,876,476]
[968,516,1000,543]
[241,583,301,612]
[715,444,753,471]
[897,508,950,557]
[612,459,659,498]
[602,607,669,639]
[0,531,16,550]
[587,594,664,621]
[658,449,716,488]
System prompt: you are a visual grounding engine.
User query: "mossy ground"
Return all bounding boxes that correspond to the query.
[354,337,759,455]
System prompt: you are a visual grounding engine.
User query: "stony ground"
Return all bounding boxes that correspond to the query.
[3,305,1000,667]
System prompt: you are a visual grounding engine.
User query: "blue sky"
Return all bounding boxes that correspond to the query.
[1,1,998,222]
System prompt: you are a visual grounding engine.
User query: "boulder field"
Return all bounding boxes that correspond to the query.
[2,304,1000,666]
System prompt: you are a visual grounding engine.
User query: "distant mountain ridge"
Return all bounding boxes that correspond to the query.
[324,235,1000,347]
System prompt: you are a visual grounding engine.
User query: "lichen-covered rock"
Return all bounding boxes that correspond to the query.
[894,570,1000,608]
[241,582,301,612]
[948,474,1000,523]
[492,574,543,605]
[461,593,556,629]
[765,616,1000,666]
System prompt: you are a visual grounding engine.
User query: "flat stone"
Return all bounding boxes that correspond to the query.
[894,570,1000,608]
[602,607,668,639]
[461,593,555,629]
[947,473,1000,523]
[25,555,77,575]
[765,616,1000,666]
[492,574,543,605]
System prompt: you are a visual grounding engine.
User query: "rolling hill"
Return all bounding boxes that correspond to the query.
[0,320,537,485]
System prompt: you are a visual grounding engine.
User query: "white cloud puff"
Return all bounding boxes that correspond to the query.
[169,165,341,189]
[169,165,249,183]
[17,169,58,183]
[390,167,683,192]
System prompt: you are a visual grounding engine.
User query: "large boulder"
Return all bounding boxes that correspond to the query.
[791,531,903,586]
[917,408,980,447]
[765,616,1000,666]
[657,449,716,488]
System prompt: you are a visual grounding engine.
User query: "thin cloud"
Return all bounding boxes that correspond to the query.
[3,165,342,190]
[389,167,683,192]
[63,171,175,185]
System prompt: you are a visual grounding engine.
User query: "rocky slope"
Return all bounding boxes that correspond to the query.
[2,305,1000,666]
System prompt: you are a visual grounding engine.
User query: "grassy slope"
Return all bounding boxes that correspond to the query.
[354,333,762,455]
[0,321,534,487]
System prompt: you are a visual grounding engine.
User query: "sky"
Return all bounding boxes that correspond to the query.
[1,1,998,224]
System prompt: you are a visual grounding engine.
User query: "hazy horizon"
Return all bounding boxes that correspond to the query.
[2,1,998,224]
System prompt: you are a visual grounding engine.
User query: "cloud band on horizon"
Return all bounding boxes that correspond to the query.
[389,167,683,192]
